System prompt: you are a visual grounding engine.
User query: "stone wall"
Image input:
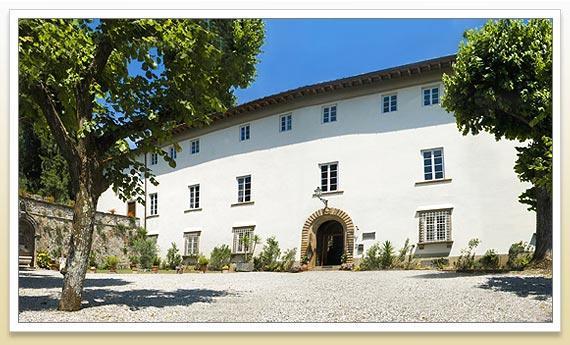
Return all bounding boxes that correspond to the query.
[19,195,140,268]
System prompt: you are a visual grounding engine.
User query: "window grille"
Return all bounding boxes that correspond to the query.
[419,209,452,243]
[232,227,254,254]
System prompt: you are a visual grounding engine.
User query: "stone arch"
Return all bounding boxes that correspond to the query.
[18,212,38,268]
[300,207,354,268]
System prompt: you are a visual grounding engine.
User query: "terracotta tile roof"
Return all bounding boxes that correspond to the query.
[172,54,455,135]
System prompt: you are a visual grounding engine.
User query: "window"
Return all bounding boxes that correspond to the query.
[280,113,292,132]
[232,227,254,254]
[189,184,200,209]
[422,148,445,180]
[357,244,364,256]
[184,231,200,256]
[190,139,200,154]
[169,146,177,159]
[147,234,158,244]
[322,105,337,123]
[419,209,452,243]
[320,162,338,192]
[150,153,158,165]
[362,232,376,241]
[127,201,136,218]
[422,86,440,106]
[237,175,252,203]
[149,193,158,216]
[382,94,397,113]
[240,124,250,141]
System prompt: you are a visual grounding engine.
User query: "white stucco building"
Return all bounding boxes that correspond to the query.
[98,55,535,267]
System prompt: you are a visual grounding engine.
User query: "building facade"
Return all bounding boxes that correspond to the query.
[97,55,535,267]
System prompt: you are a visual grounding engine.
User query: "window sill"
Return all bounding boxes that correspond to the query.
[230,201,255,207]
[146,214,159,219]
[417,240,453,249]
[315,190,344,196]
[415,178,452,186]
[184,208,203,213]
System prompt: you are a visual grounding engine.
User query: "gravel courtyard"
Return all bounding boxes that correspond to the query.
[18,269,552,323]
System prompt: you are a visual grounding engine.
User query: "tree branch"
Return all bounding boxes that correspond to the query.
[31,82,78,165]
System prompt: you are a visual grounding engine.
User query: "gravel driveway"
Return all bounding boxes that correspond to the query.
[18,269,552,323]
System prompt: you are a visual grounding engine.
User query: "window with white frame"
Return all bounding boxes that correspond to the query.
[362,232,376,241]
[239,124,250,141]
[382,94,397,113]
[357,244,364,256]
[169,146,177,159]
[232,227,254,254]
[419,209,452,243]
[190,139,200,154]
[280,113,292,132]
[150,153,158,165]
[322,105,337,123]
[422,86,440,106]
[422,148,445,180]
[237,175,252,203]
[184,231,200,256]
[188,184,200,209]
[320,162,338,192]
[149,193,158,216]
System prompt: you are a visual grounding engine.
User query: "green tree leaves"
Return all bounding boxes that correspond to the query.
[442,19,553,208]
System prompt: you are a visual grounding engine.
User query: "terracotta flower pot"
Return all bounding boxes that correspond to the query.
[200,264,207,273]
[152,265,159,273]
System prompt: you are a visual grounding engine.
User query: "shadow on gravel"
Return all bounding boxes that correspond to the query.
[19,272,131,289]
[411,271,490,279]
[478,276,552,300]
[19,288,231,312]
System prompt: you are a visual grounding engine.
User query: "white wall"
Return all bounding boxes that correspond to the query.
[98,77,535,261]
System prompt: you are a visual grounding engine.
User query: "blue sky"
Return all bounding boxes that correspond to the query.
[233,19,488,104]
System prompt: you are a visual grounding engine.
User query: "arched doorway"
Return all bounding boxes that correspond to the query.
[300,207,355,268]
[316,220,344,266]
[19,216,37,268]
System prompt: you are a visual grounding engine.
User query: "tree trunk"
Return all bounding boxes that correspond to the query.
[58,171,99,311]
[532,186,552,264]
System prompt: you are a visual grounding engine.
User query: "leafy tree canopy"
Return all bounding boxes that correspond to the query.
[19,19,265,204]
[442,19,553,208]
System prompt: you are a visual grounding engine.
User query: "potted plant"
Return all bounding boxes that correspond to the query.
[198,255,209,273]
[152,256,161,273]
[301,255,309,271]
[236,234,260,272]
[129,255,140,273]
[221,265,230,273]
[89,252,97,273]
[105,255,119,273]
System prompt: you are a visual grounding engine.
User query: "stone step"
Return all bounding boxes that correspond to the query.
[311,265,341,271]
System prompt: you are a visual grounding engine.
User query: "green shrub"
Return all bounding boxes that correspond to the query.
[104,256,119,270]
[258,236,281,271]
[209,244,231,271]
[132,236,158,269]
[198,255,209,266]
[253,256,263,271]
[506,241,533,270]
[479,249,500,269]
[129,255,140,267]
[380,240,395,269]
[280,248,297,272]
[166,242,182,269]
[359,243,382,270]
[37,251,51,269]
[454,238,480,271]
[432,258,449,270]
[152,256,161,267]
